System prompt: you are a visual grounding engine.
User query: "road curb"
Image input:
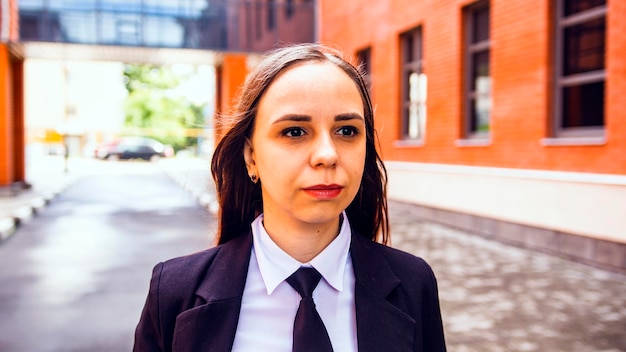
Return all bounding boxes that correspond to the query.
[0,176,78,244]
[0,217,16,242]
[158,159,219,214]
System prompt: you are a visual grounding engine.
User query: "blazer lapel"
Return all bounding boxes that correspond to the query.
[172,233,253,352]
[351,234,416,352]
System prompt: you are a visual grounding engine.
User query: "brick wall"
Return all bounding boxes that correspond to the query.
[214,53,249,140]
[0,44,13,186]
[11,57,24,182]
[319,0,626,175]
[607,0,626,167]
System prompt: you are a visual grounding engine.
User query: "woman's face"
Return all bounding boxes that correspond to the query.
[244,61,366,229]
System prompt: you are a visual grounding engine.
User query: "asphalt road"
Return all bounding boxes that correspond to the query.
[0,160,214,352]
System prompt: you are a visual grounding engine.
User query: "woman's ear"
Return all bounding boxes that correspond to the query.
[243,138,256,174]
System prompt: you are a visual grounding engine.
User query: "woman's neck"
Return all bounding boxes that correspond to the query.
[262,215,341,263]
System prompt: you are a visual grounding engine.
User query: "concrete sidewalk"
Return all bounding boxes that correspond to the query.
[0,156,79,242]
[157,156,217,213]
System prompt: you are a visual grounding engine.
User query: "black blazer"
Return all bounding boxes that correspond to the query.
[133,231,446,352]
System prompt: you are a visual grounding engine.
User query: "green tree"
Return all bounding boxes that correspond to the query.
[122,64,206,152]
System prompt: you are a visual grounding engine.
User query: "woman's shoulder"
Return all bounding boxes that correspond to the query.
[376,241,434,271]
[158,247,221,278]
[151,247,223,298]
[353,234,438,284]
[156,233,250,283]
[153,233,252,292]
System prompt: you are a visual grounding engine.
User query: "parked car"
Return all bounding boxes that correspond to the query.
[95,137,173,161]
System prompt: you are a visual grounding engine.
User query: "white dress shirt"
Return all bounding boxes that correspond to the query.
[231,212,357,352]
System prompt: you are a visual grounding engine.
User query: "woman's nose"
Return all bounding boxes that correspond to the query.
[310,134,338,168]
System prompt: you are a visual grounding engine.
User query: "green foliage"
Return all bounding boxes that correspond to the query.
[123,64,180,93]
[122,64,206,152]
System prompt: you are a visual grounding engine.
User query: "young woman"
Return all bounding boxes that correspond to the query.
[134,44,446,352]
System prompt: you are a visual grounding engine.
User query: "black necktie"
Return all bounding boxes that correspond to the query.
[286,267,334,352]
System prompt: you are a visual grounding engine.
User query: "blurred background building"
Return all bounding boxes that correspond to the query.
[0,0,315,191]
[0,0,624,273]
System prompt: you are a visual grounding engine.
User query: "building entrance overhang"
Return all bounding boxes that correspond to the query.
[10,41,225,66]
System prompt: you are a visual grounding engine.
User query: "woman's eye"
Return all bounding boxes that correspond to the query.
[337,126,358,136]
[283,127,305,137]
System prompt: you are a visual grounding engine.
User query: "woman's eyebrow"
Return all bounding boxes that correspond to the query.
[335,113,364,122]
[272,112,364,124]
[273,114,311,124]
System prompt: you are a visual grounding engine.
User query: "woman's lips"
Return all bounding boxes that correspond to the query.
[303,184,343,199]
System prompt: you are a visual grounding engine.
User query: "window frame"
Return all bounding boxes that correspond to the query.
[462,0,491,141]
[399,26,427,142]
[552,0,607,139]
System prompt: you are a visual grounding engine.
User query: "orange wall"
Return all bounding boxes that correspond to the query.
[0,44,13,185]
[215,53,249,139]
[319,0,626,175]
[12,57,24,182]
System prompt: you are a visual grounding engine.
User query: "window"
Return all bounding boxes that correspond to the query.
[554,0,606,137]
[463,1,491,139]
[256,1,262,39]
[356,47,372,92]
[285,0,294,19]
[267,0,276,30]
[400,27,427,141]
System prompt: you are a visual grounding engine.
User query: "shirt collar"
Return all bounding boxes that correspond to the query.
[251,212,352,295]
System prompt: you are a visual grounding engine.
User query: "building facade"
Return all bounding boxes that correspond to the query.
[0,0,25,194]
[227,0,315,52]
[319,0,626,273]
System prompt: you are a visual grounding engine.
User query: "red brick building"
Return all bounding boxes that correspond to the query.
[319,0,626,273]
[0,0,25,195]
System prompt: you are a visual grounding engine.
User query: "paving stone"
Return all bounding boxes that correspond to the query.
[389,202,626,352]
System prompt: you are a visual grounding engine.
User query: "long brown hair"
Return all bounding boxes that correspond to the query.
[211,43,389,245]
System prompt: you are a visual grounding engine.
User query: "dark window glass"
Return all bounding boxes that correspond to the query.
[564,0,606,16]
[403,70,413,96]
[470,99,480,132]
[405,35,414,63]
[357,47,372,91]
[256,2,262,39]
[267,0,276,30]
[472,51,490,87]
[357,48,371,76]
[19,14,40,40]
[563,17,605,75]
[562,81,604,127]
[472,6,490,43]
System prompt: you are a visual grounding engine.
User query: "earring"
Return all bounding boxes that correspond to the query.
[250,174,258,183]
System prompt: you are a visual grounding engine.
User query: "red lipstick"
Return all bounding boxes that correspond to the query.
[303,184,343,200]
